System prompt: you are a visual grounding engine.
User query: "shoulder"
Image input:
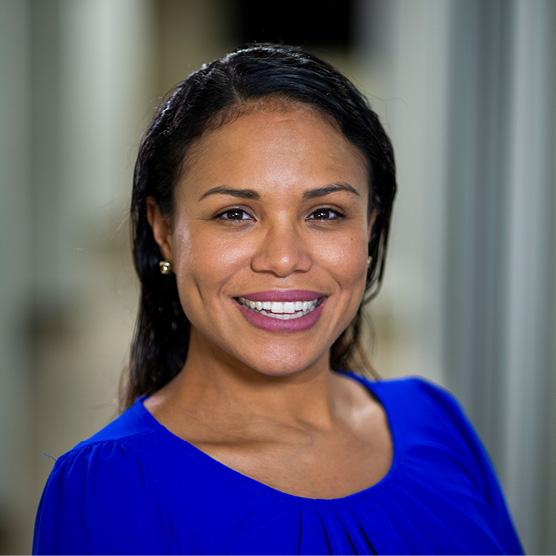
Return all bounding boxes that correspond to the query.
[37,396,165,498]
[357,373,487,468]
[392,374,479,438]
[33,398,169,552]
[372,372,456,398]
[33,436,168,553]
[38,436,155,519]
[41,396,159,469]
[68,396,156,451]
[342,372,525,553]
[368,373,500,488]
[367,373,468,419]
[48,436,145,481]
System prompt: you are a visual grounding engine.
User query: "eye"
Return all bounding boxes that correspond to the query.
[214,207,254,223]
[213,206,345,224]
[307,207,345,221]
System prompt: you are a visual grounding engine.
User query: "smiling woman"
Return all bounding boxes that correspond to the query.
[145,101,375,369]
[32,43,524,555]
[133,76,391,400]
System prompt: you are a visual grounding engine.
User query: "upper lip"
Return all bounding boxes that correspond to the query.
[236,290,326,302]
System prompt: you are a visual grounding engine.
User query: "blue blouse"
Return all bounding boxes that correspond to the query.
[32,371,525,555]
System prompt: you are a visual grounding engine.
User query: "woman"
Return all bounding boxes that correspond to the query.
[32,43,524,555]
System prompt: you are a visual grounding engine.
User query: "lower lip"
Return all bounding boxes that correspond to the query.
[233,297,326,332]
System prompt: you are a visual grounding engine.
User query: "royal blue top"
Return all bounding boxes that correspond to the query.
[32,371,525,555]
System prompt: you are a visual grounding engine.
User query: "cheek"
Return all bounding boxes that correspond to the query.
[172,225,193,269]
[319,233,369,280]
[174,227,249,296]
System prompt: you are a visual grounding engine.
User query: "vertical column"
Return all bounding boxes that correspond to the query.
[502,0,555,551]
[0,0,32,549]
[26,0,156,551]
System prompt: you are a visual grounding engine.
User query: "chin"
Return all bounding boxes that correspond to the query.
[242,357,325,379]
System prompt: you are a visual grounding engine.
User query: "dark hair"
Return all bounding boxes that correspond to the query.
[118,43,397,413]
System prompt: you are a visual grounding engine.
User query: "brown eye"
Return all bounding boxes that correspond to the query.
[214,208,253,222]
[308,207,345,221]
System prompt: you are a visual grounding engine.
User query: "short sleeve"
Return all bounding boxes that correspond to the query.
[32,440,171,555]
[415,377,526,555]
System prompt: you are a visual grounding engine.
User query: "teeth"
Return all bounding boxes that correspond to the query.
[238,297,321,319]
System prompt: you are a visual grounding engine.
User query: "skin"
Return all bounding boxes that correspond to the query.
[145,102,392,498]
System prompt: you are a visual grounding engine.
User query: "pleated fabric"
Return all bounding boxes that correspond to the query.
[32,371,525,555]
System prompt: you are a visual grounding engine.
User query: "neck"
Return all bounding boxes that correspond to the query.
[161,332,354,433]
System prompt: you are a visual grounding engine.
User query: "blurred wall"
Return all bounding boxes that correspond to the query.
[0,0,33,547]
[357,2,556,552]
[0,0,554,553]
[1,0,157,550]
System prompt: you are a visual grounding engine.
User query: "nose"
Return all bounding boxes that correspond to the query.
[250,219,312,277]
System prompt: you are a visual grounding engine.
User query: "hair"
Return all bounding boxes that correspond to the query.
[118,42,397,413]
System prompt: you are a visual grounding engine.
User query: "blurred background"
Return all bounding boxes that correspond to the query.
[1,0,555,552]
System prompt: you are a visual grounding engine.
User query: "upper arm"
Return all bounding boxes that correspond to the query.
[32,440,170,555]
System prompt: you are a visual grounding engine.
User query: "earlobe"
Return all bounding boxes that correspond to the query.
[146,196,174,262]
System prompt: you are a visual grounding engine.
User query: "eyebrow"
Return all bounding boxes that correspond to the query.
[198,182,361,202]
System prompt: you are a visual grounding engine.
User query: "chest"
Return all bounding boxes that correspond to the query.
[185,408,393,499]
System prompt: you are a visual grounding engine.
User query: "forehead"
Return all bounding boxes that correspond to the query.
[178,104,369,196]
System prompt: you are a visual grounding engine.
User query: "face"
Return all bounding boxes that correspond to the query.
[148,103,375,379]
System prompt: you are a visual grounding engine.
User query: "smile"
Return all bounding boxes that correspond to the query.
[232,295,327,332]
[235,296,324,320]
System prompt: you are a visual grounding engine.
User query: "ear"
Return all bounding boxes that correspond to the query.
[146,196,174,262]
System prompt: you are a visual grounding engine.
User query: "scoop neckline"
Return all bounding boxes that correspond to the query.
[135,369,401,504]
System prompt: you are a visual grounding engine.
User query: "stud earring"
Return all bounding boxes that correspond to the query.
[159,260,173,274]
[367,256,373,266]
